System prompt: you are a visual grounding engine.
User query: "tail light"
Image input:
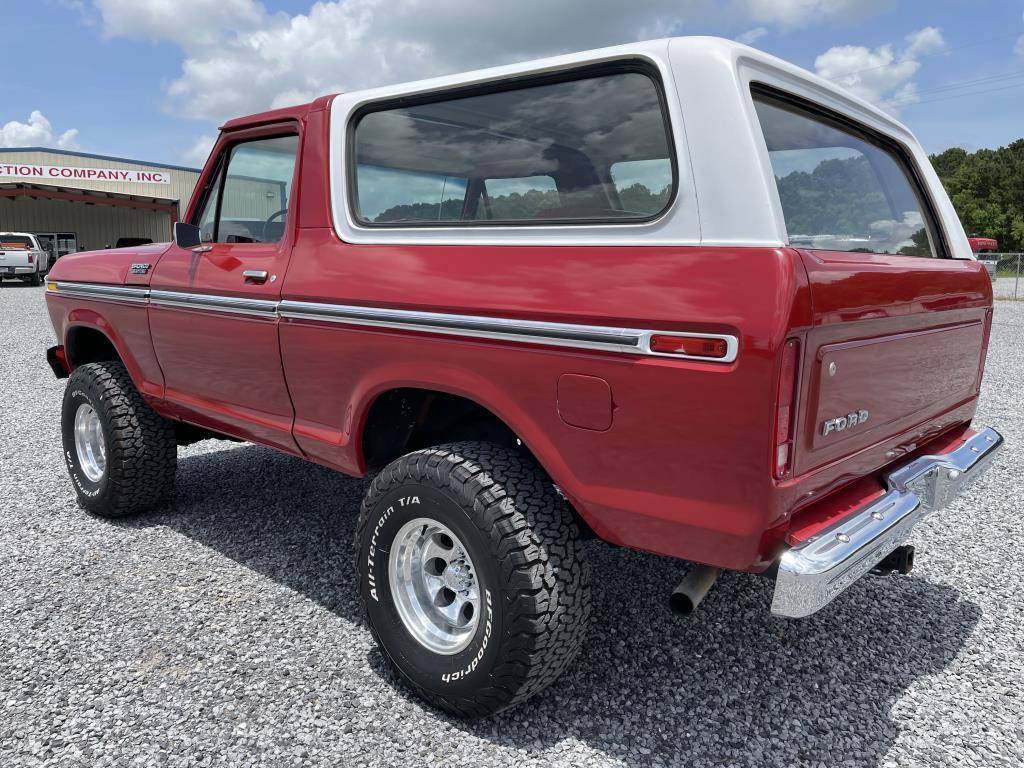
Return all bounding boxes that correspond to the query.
[649,334,729,359]
[976,308,993,390]
[27,253,33,264]
[774,339,800,479]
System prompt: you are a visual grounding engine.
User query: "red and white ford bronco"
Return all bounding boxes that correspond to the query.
[44,38,1003,717]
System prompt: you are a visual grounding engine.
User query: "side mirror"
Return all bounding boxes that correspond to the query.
[173,222,203,249]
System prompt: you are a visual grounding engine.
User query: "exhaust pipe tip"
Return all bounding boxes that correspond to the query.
[669,590,699,616]
[670,565,722,616]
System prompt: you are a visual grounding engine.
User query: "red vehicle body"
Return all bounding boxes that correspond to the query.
[43,96,997,570]
[43,38,1004,715]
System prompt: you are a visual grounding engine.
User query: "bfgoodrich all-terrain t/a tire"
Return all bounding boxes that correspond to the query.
[356,442,591,718]
[61,361,177,517]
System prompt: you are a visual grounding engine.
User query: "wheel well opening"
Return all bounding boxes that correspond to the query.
[66,326,121,368]
[362,388,522,473]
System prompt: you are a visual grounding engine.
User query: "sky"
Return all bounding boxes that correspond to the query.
[1,0,1023,169]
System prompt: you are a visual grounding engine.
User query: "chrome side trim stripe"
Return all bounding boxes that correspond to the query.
[50,281,150,304]
[150,290,278,318]
[278,300,648,355]
[48,281,738,362]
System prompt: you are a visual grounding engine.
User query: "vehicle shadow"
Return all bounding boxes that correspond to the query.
[129,443,981,768]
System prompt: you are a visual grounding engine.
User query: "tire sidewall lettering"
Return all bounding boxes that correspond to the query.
[61,381,108,503]
[359,485,505,693]
[441,588,493,683]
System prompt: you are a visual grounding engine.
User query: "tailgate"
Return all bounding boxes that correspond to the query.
[748,89,995,480]
[0,247,32,267]
[794,249,992,476]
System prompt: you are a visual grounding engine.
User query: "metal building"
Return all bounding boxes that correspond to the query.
[0,147,200,262]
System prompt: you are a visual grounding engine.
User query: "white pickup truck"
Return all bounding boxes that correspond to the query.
[0,232,48,286]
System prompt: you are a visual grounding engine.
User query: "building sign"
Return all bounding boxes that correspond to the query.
[0,163,171,185]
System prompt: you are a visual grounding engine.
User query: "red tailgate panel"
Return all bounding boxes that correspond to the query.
[806,321,983,469]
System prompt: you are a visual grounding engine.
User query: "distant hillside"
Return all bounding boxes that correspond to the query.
[932,140,1024,252]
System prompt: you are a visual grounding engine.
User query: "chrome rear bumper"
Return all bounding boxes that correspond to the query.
[771,426,1003,618]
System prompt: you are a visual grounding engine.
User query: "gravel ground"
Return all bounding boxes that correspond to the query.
[1,280,1022,767]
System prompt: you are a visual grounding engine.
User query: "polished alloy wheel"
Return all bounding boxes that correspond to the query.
[388,517,481,654]
[74,403,107,482]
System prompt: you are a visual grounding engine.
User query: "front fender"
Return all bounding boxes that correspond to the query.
[46,297,165,399]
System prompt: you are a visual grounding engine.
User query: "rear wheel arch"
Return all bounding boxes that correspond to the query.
[356,384,600,540]
[360,386,525,473]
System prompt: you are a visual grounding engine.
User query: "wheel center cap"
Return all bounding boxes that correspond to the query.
[442,562,471,592]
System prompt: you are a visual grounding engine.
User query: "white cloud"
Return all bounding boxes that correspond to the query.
[904,26,946,59]
[814,27,947,112]
[1015,35,1024,56]
[737,27,768,45]
[182,134,217,167]
[88,0,894,128]
[0,111,80,150]
[739,0,890,27]
[93,0,266,45]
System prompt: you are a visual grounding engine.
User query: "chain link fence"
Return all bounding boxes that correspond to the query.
[981,253,1023,300]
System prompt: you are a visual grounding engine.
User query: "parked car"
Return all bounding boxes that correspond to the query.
[968,235,999,280]
[0,232,47,285]
[42,37,1003,717]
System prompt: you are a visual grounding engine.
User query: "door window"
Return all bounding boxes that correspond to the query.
[194,134,299,244]
[753,90,939,257]
[196,171,222,243]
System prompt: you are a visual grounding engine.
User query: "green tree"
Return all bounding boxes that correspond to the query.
[931,139,1024,251]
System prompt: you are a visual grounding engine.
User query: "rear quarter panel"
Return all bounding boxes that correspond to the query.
[281,229,812,570]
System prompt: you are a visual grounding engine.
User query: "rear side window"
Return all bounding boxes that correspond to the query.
[358,166,468,223]
[610,159,673,216]
[753,91,939,257]
[351,66,676,225]
[476,176,559,221]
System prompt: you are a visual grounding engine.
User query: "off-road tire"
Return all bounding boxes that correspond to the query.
[356,441,591,718]
[61,361,177,517]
